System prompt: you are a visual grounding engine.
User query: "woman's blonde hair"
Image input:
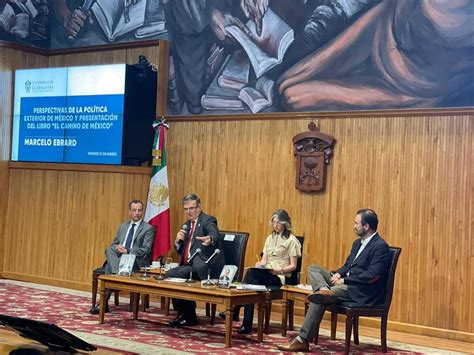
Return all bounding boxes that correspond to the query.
[270,209,292,238]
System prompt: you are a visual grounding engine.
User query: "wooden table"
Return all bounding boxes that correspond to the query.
[98,274,265,348]
[280,285,312,336]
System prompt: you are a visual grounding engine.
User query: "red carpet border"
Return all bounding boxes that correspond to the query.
[0,280,424,354]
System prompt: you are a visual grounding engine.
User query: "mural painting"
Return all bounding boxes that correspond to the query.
[49,0,169,49]
[2,0,472,116]
[164,0,474,115]
[0,0,50,48]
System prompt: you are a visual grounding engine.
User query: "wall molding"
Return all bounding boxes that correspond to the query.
[165,108,474,122]
[9,162,151,175]
[0,39,161,56]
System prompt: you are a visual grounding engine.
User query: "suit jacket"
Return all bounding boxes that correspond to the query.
[111,220,155,269]
[175,212,225,279]
[336,233,390,306]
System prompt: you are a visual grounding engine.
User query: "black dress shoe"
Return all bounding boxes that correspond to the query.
[89,304,110,315]
[218,311,240,321]
[168,313,185,327]
[175,317,198,328]
[237,323,252,334]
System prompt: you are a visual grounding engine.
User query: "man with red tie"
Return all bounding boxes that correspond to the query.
[166,194,225,327]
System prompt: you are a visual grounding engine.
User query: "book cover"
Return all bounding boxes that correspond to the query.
[218,265,238,288]
[226,9,294,78]
[118,254,136,276]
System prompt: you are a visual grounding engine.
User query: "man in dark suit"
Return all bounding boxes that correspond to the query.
[90,199,155,314]
[167,194,225,327]
[277,208,390,352]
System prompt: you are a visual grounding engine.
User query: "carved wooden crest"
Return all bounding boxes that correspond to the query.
[293,122,336,193]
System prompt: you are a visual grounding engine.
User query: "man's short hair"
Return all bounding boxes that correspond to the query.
[356,208,378,230]
[129,199,144,209]
[182,194,201,206]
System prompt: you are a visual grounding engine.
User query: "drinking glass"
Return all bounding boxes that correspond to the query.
[165,257,173,271]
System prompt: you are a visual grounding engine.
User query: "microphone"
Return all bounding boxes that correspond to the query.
[187,248,201,264]
[177,224,189,245]
[205,249,221,264]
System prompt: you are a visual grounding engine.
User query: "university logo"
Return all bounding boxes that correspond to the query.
[25,80,32,93]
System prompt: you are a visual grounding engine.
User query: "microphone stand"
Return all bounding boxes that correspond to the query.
[141,266,150,278]
[185,248,201,283]
[185,259,197,283]
[201,264,214,286]
[202,249,220,286]
[155,256,166,281]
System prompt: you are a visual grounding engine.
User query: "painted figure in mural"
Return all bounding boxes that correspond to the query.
[51,0,165,47]
[163,0,270,114]
[278,0,474,111]
[0,0,49,45]
[164,0,473,115]
[164,0,380,114]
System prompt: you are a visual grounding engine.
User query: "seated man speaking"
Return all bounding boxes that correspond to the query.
[278,209,390,352]
[166,194,225,327]
[90,199,155,314]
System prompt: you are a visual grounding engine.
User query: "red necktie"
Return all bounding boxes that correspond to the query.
[183,220,195,264]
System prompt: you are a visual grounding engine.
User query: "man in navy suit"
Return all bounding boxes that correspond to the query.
[166,194,225,327]
[277,209,390,352]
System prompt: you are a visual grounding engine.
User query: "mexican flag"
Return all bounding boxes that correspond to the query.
[145,119,170,259]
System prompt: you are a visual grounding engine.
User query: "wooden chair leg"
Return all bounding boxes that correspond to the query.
[128,292,135,311]
[210,304,217,325]
[205,302,211,317]
[353,316,359,344]
[165,297,170,316]
[288,300,294,331]
[381,315,388,353]
[330,311,337,340]
[114,290,119,305]
[344,316,353,355]
[91,275,98,308]
[160,296,166,311]
[140,294,149,312]
[264,301,271,334]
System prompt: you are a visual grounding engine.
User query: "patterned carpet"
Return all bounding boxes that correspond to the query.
[0,279,453,354]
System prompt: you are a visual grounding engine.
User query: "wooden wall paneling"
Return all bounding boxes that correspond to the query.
[0,48,49,275]
[1,44,472,339]
[48,46,160,68]
[165,115,473,337]
[3,167,150,289]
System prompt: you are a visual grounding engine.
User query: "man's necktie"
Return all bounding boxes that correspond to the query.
[183,220,195,264]
[124,223,136,250]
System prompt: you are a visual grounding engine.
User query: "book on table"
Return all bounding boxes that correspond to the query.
[118,254,136,276]
[237,284,268,291]
[226,8,294,78]
[217,265,238,288]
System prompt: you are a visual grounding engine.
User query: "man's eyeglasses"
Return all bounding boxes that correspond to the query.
[184,206,199,212]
